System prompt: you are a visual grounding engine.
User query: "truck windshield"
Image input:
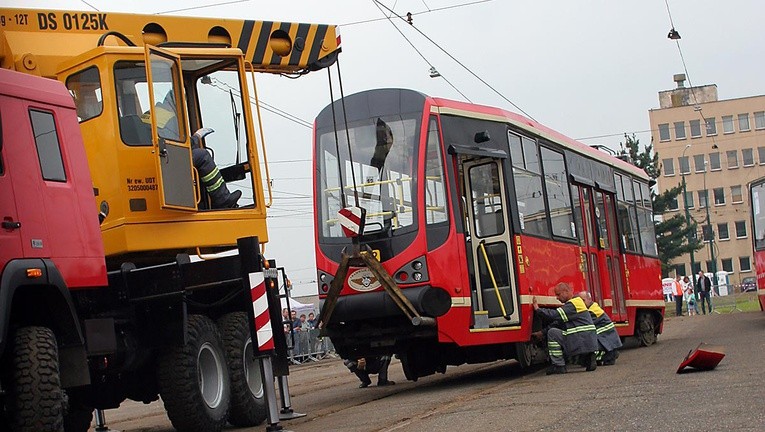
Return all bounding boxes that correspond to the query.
[317,115,419,238]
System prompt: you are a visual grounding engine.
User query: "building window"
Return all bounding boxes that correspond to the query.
[731,185,743,203]
[713,187,725,205]
[722,115,734,134]
[742,148,754,166]
[739,256,751,272]
[759,146,765,165]
[755,111,765,130]
[705,117,717,135]
[735,220,747,238]
[738,113,750,132]
[705,260,714,272]
[718,222,729,240]
[709,152,721,170]
[658,123,670,141]
[721,258,733,273]
[679,156,690,174]
[692,262,702,274]
[726,150,738,169]
[668,195,679,211]
[690,119,701,138]
[30,110,67,182]
[662,158,675,176]
[674,121,686,140]
[698,190,708,208]
[674,264,686,277]
[693,154,706,173]
[684,190,694,209]
[702,225,713,242]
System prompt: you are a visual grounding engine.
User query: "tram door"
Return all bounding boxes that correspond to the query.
[598,192,628,321]
[576,186,604,305]
[462,158,519,325]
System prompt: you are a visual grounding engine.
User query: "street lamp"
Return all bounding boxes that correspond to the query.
[703,160,718,284]
[681,144,696,282]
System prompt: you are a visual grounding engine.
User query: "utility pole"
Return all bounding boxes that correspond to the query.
[703,160,717,286]
[681,144,697,284]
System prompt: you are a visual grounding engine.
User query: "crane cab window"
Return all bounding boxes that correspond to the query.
[66,67,103,123]
[114,61,184,146]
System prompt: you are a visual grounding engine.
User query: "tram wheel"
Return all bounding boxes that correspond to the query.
[636,312,657,347]
[515,342,534,369]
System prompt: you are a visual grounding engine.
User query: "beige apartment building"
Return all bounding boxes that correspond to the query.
[648,74,765,285]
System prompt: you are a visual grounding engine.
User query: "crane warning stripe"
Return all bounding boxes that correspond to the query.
[249,272,275,352]
[338,206,364,238]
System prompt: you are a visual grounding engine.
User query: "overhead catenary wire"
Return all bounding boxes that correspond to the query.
[343,0,494,27]
[372,0,536,122]
[156,0,252,15]
[371,1,471,102]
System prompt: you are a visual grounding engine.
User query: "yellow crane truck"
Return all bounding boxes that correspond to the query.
[0,8,339,432]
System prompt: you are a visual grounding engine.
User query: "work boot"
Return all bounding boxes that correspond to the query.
[358,379,372,388]
[585,353,598,372]
[377,380,395,386]
[546,365,567,375]
[219,189,242,209]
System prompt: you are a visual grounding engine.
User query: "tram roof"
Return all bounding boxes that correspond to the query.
[430,96,649,181]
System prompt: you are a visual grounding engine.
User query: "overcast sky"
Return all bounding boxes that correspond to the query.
[7,0,764,297]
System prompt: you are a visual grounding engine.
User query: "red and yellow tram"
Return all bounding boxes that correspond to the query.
[313,89,664,380]
[749,176,765,311]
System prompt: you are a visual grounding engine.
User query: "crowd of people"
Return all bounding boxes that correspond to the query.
[670,270,715,316]
[282,308,334,363]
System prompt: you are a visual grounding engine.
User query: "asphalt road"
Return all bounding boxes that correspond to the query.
[103,310,765,432]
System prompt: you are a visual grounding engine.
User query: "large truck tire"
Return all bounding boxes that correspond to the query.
[218,312,267,426]
[157,315,230,432]
[6,326,65,432]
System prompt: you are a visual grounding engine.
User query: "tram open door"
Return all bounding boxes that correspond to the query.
[455,147,520,328]
[573,184,628,322]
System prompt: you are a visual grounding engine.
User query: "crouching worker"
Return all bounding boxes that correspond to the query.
[577,292,622,366]
[343,356,395,388]
[532,282,598,375]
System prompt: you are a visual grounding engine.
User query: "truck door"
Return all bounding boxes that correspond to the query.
[463,158,519,325]
[144,45,197,211]
[0,101,24,266]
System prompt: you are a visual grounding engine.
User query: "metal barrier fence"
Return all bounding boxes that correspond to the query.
[285,328,336,364]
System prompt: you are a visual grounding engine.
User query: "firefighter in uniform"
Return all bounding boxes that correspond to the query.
[532,282,598,375]
[577,292,622,366]
[143,91,241,209]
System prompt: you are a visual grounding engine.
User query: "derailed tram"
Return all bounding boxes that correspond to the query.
[313,88,664,380]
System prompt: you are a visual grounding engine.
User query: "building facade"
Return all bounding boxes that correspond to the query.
[649,74,765,286]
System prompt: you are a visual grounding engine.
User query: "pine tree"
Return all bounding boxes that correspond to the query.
[618,134,702,274]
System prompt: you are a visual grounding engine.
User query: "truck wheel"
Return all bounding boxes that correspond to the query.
[158,315,230,432]
[6,326,65,432]
[218,312,267,426]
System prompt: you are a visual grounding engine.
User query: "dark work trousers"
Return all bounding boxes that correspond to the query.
[674,295,684,316]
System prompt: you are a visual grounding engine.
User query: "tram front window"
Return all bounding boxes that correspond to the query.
[317,116,418,238]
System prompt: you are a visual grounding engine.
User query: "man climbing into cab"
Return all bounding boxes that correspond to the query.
[143,90,241,209]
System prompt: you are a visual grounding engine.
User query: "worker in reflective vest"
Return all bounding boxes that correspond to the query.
[533,282,598,375]
[577,292,623,366]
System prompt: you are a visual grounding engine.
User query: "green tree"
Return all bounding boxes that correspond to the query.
[618,134,702,274]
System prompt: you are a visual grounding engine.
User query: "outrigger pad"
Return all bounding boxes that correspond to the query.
[676,343,725,374]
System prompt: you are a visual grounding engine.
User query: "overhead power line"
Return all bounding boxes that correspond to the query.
[157,0,252,15]
[373,0,536,121]
[343,0,494,27]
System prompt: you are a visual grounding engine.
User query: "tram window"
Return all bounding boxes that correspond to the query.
[522,136,540,174]
[753,183,765,250]
[425,118,448,225]
[638,207,657,256]
[618,202,640,253]
[512,166,549,238]
[469,163,504,238]
[571,187,585,246]
[623,177,635,204]
[615,174,625,201]
[541,147,574,238]
[508,131,523,168]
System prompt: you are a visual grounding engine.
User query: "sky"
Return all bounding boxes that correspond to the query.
[5,0,764,297]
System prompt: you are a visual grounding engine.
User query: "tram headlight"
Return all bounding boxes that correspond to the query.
[412,261,423,270]
[320,273,326,282]
[412,272,423,282]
